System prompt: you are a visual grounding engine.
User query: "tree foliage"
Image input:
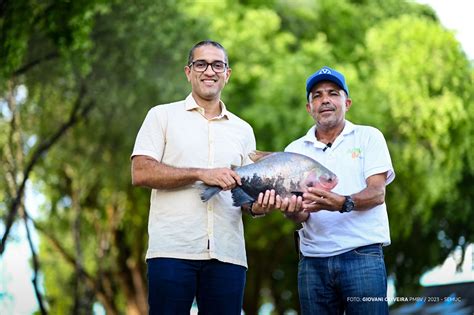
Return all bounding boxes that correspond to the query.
[1,0,473,314]
[352,13,473,296]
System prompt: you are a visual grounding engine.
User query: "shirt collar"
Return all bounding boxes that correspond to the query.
[341,120,355,136]
[185,93,229,120]
[303,120,356,147]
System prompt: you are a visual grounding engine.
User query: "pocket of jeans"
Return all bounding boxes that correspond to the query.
[353,244,383,258]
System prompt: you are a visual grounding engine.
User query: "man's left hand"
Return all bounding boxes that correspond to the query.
[250,189,277,215]
[302,187,344,212]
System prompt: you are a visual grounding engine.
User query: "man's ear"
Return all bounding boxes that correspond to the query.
[306,102,312,113]
[225,67,232,84]
[345,98,352,112]
[184,66,191,82]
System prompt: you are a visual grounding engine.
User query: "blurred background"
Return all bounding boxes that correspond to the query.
[1,0,473,314]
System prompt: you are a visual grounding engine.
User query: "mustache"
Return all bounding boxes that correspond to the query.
[318,105,335,112]
[200,74,218,80]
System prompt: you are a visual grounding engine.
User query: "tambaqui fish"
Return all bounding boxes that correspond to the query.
[200,151,338,206]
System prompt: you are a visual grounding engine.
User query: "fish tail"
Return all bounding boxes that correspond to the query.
[200,186,222,202]
[231,187,255,207]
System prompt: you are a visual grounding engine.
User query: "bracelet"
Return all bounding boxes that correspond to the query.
[249,203,266,218]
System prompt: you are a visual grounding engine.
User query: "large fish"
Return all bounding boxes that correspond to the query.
[200,151,338,206]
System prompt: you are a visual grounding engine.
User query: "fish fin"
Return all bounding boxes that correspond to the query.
[231,187,255,207]
[230,164,239,170]
[200,186,222,202]
[248,150,274,162]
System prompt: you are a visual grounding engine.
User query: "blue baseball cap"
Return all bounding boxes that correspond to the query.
[306,66,349,100]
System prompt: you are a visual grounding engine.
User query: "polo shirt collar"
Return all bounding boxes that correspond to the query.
[341,120,356,136]
[303,120,356,147]
[185,93,229,119]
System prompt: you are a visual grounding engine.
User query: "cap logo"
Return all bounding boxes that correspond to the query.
[319,68,331,75]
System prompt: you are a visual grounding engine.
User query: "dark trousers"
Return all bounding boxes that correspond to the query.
[147,257,246,315]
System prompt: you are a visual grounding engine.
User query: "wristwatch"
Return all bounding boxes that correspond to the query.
[340,195,355,213]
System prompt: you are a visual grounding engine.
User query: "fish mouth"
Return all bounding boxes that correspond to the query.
[319,176,338,190]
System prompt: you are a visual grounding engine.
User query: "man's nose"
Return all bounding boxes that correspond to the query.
[203,64,216,74]
[321,93,330,103]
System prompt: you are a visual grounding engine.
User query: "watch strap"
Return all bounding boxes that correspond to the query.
[339,195,355,213]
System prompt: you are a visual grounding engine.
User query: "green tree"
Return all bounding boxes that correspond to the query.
[1,0,202,313]
[353,14,474,296]
[1,1,111,313]
[2,0,473,314]
[30,1,203,313]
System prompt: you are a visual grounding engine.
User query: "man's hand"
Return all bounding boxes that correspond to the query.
[199,168,242,191]
[250,189,277,215]
[252,190,304,214]
[250,190,307,222]
[302,173,387,212]
[278,194,304,214]
[302,187,344,212]
[278,194,309,223]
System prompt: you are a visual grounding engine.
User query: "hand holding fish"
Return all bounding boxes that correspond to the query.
[302,187,343,212]
[250,190,306,218]
[247,190,276,215]
[278,194,304,213]
[278,194,309,223]
[199,168,242,191]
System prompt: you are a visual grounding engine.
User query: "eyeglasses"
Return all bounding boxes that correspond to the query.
[188,60,227,73]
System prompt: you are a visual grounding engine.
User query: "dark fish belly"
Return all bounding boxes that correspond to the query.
[240,174,301,199]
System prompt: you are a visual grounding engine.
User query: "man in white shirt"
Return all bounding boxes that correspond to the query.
[131,40,265,314]
[281,66,395,314]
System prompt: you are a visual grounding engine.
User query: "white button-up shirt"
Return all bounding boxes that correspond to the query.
[132,94,256,267]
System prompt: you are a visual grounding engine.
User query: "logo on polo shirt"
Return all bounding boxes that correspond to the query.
[349,148,362,159]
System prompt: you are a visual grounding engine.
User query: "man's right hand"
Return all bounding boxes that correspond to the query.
[278,195,303,213]
[199,168,242,190]
[278,195,309,223]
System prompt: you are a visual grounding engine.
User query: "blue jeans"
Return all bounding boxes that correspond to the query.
[147,257,246,315]
[298,244,388,315]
